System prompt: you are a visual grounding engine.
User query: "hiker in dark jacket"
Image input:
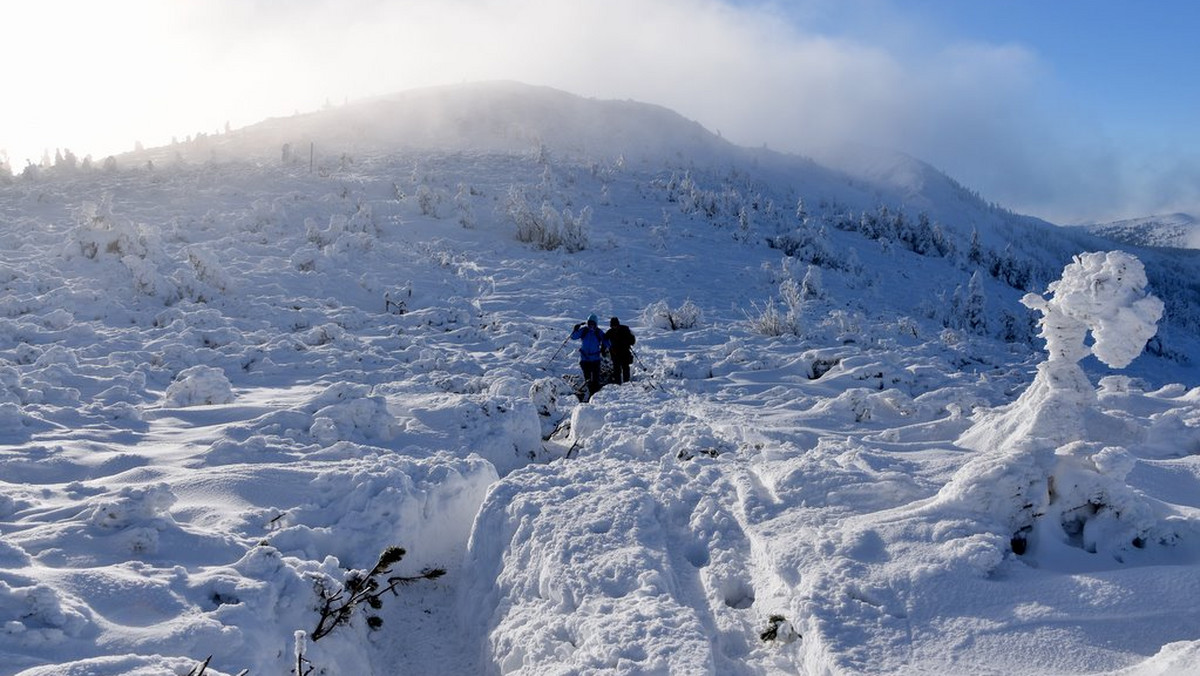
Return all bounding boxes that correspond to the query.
[607,316,636,384]
[571,314,611,400]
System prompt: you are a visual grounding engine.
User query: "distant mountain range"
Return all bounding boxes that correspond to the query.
[1074,213,1200,250]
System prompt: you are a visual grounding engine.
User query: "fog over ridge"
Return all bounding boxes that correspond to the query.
[2,0,1195,223]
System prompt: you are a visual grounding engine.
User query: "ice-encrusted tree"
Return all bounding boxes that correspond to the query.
[961,251,1163,449]
[964,270,987,334]
[1021,251,1163,368]
[943,252,1167,560]
[800,264,823,300]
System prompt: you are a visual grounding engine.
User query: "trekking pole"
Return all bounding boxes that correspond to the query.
[632,350,658,390]
[565,439,582,459]
[544,333,572,370]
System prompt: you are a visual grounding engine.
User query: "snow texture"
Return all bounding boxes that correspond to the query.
[2,82,1199,676]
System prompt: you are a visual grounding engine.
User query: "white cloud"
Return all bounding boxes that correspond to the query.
[1,0,1189,223]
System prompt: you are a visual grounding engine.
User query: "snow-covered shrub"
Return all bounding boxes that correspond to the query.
[768,222,836,268]
[0,579,91,644]
[65,199,150,261]
[63,198,189,302]
[559,206,591,252]
[247,198,286,231]
[88,483,177,530]
[345,201,377,236]
[800,265,823,300]
[455,183,476,229]
[207,544,377,675]
[748,272,808,337]
[299,323,349,348]
[505,185,590,252]
[122,254,176,300]
[306,382,397,445]
[1048,442,1158,555]
[944,271,988,334]
[643,299,702,330]
[663,353,713,380]
[164,365,234,407]
[416,184,441,217]
[821,309,864,343]
[746,299,798,338]
[291,244,320,272]
[33,345,79,369]
[309,545,445,642]
[529,377,568,417]
[182,246,233,295]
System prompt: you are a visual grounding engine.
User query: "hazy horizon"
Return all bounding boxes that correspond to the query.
[3,0,1197,226]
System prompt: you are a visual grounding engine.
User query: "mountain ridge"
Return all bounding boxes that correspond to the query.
[129,81,1058,236]
[1074,212,1200,250]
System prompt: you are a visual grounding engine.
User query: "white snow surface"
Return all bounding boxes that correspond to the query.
[2,83,1200,675]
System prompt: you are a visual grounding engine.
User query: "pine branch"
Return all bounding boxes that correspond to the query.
[310,546,444,642]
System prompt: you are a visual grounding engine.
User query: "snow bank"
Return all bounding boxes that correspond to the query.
[268,453,497,571]
[461,459,727,675]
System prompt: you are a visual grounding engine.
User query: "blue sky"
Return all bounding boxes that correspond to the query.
[1,0,1195,224]
[826,1,1195,122]
[734,0,1200,223]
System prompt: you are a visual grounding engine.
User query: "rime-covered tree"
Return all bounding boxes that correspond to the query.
[931,220,955,258]
[965,270,987,334]
[801,264,823,300]
[946,252,1167,561]
[967,227,983,266]
[455,183,476,229]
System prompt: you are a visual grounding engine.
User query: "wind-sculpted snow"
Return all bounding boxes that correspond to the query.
[1022,251,1163,368]
[1,116,1200,676]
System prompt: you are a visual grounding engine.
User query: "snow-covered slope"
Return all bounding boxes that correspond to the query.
[121,82,1200,362]
[2,82,1200,675]
[1075,213,1200,250]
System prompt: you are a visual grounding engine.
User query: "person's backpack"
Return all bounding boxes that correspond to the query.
[609,325,634,357]
[577,326,606,361]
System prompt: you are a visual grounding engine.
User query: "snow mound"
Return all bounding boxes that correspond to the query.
[163,365,235,407]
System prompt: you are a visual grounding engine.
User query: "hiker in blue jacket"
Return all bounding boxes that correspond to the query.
[571,314,610,400]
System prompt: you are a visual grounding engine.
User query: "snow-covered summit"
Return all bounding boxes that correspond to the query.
[134,81,734,166]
